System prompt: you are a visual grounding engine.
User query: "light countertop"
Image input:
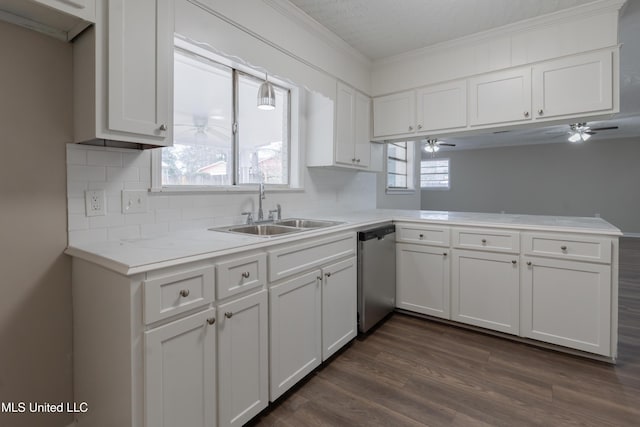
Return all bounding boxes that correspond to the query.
[65,209,622,275]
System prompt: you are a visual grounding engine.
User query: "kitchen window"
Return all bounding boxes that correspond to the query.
[421,158,450,189]
[386,141,415,192]
[155,45,292,189]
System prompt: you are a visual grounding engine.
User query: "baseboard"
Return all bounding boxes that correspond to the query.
[623,232,640,238]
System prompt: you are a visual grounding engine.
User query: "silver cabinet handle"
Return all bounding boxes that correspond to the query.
[561,245,567,251]
[524,112,530,118]
[317,276,322,281]
[179,289,190,298]
[356,158,361,163]
[512,260,517,265]
[325,272,331,278]
[443,252,447,257]
[408,126,413,131]
[159,124,168,131]
[351,158,356,162]
[225,312,233,318]
[419,234,424,239]
[538,109,544,116]
[417,124,422,130]
[241,271,250,279]
[527,261,532,266]
[207,317,216,325]
[481,239,487,244]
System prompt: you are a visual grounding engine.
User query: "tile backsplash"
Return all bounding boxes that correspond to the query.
[66,144,377,245]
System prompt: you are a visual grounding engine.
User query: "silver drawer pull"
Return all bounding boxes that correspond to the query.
[512,260,517,265]
[225,312,233,319]
[419,234,424,238]
[206,317,216,325]
[443,252,447,257]
[527,261,532,266]
[241,271,250,279]
[159,124,168,131]
[481,239,487,244]
[561,245,568,251]
[179,289,190,298]
[325,272,332,278]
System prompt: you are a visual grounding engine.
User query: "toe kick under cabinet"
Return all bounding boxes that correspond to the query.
[72,231,358,427]
[394,222,619,359]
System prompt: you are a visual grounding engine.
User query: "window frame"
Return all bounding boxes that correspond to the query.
[420,158,451,190]
[151,38,300,193]
[385,141,416,194]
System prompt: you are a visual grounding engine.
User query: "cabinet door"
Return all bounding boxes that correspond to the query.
[532,50,614,120]
[373,91,415,137]
[416,80,467,132]
[269,270,322,401]
[522,257,611,356]
[218,290,268,427]
[469,67,532,126]
[35,0,96,22]
[335,82,356,165]
[322,257,357,360]
[396,243,450,319]
[451,250,520,334]
[108,0,173,142]
[144,308,216,427]
[353,91,371,168]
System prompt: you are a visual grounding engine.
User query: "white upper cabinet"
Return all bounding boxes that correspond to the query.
[416,80,467,133]
[532,50,614,120]
[372,90,415,138]
[73,0,174,147]
[35,0,95,22]
[353,91,371,168]
[468,67,532,127]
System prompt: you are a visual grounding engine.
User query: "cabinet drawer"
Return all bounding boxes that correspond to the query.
[523,233,611,263]
[452,228,520,253]
[143,266,215,324]
[216,252,266,300]
[268,233,356,282]
[396,223,450,246]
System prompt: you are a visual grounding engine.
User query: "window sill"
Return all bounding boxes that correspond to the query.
[150,185,304,195]
[385,188,416,195]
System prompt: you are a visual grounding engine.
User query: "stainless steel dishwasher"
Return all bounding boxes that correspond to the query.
[358,224,396,333]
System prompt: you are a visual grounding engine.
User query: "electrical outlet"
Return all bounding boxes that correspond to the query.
[122,190,148,214]
[85,190,106,217]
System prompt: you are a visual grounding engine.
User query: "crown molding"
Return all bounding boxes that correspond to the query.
[373,0,627,66]
[263,0,372,67]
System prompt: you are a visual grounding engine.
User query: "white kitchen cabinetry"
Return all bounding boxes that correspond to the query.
[35,0,95,22]
[372,90,415,138]
[468,67,532,127]
[322,257,358,360]
[269,270,322,401]
[144,308,216,427]
[532,50,614,120]
[416,80,467,133]
[217,289,269,427]
[396,243,450,319]
[73,0,174,147]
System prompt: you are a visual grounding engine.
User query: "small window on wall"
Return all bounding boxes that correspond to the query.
[421,158,450,189]
[386,141,414,192]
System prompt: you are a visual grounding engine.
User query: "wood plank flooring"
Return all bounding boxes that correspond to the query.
[251,238,640,427]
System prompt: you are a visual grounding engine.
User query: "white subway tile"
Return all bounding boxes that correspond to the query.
[68,214,89,231]
[107,195,122,213]
[88,181,123,197]
[69,228,108,246]
[181,206,215,220]
[89,214,125,229]
[123,150,152,168]
[67,165,107,182]
[67,181,88,197]
[107,166,139,182]
[87,150,123,167]
[149,196,169,210]
[124,212,156,225]
[123,181,150,190]
[156,208,181,222]
[169,195,195,209]
[67,197,85,215]
[108,225,141,241]
[138,168,151,183]
[67,147,87,165]
[141,222,169,238]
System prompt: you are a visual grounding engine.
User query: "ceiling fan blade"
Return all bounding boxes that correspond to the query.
[439,143,456,147]
[590,126,618,131]
[584,131,596,135]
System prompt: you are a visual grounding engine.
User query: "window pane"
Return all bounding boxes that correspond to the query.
[164,50,233,186]
[420,159,450,189]
[387,158,407,175]
[237,74,289,185]
[387,174,407,188]
[388,142,407,160]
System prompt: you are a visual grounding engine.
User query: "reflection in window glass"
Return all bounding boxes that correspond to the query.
[163,49,233,186]
[237,74,289,185]
[387,142,408,189]
[421,159,450,189]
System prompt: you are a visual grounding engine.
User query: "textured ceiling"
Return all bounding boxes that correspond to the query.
[288,0,599,60]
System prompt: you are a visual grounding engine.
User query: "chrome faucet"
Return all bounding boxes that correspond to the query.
[257,182,265,221]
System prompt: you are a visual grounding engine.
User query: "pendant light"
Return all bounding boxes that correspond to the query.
[257,73,276,110]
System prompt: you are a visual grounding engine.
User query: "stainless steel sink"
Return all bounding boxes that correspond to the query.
[212,224,302,237]
[275,218,344,228]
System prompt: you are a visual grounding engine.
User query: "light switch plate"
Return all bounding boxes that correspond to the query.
[85,189,106,217]
[122,190,148,214]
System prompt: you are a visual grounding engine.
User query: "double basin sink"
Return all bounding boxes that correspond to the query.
[211,218,344,237]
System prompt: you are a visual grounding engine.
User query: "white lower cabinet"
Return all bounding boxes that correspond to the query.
[451,249,520,335]
[322,257,358,360]
[521,257,612,356]
[144,308,216,427]
[269,270,322,401]
[396,243,450,319]
[217,289,269,427]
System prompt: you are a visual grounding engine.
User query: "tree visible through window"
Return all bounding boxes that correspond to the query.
[421,158,450,189]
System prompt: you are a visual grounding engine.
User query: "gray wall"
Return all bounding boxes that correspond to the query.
[420,137,640,234]
[0,21,73,427]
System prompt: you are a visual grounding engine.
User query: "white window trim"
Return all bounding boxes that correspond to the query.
[151,36,303,193]
[420,157,451,191]
[385,141,416,195]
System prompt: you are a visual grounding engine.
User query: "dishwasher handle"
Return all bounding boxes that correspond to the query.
[358,224,395,241]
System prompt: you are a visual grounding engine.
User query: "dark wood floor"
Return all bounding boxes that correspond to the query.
[252,238,640,427]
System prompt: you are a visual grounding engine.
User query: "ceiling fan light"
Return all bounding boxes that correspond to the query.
[568,132,582,143]
[581,132,591,142]
[257,74,276,110]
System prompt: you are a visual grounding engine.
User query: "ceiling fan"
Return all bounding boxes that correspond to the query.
[423,138,456,155]
[566,123,619,142]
